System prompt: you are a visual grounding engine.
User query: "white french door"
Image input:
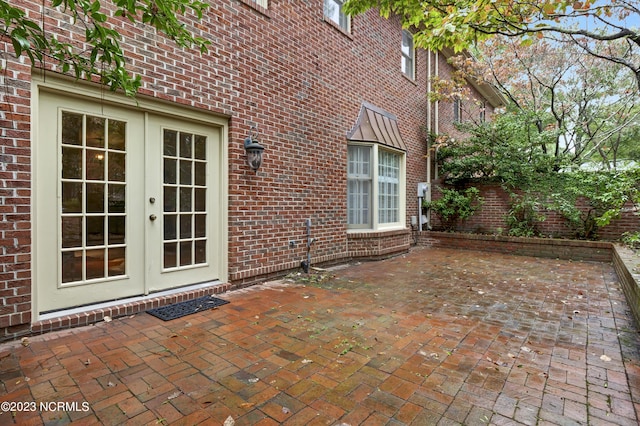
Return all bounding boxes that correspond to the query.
[35,89,225,315]
[145,115,224,292]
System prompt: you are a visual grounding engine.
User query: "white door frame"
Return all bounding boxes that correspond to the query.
[31,75,229,320]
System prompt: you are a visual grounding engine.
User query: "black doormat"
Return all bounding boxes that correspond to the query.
[147,295,229,321]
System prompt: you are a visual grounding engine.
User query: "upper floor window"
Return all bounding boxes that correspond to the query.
[401,30,415,79]
[249,0,268,7]
[454,97,463,123]
[324,0,350,32]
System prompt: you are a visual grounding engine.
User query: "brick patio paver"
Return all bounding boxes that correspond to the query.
[1,247,640,425]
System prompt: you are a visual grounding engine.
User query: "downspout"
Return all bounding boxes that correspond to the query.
[434,50,439,179]
[301,218,315,273]
[425,50,433,230]
[427,49,432,141]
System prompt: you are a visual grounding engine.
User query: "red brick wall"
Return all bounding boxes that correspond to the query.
[0,48,33,337]
[428,181,640,240]
[5,1,504,338]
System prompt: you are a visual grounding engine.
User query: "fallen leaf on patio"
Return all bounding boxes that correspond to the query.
[238,402,255,409]
[167,391,181,400]
[21,337,29,347]
[103,316,112,323]
[600,355,611,362]
[223,416,235,426]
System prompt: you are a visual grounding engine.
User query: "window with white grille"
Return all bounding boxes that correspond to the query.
[347,144,404,230]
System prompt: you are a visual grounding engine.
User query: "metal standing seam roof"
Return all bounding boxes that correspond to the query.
[347,102,407,151]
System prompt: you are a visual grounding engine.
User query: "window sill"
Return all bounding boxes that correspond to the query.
[238,0,271,18]
[347,227,409,237]
[323,16,353,40]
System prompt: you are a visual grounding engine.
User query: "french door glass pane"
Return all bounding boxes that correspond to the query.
[60,111,127,283]
[163,129,207,269]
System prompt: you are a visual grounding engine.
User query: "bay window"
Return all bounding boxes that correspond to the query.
[347,144,405,230]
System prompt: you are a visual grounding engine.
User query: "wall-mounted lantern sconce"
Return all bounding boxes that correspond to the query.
[243,126,265,171]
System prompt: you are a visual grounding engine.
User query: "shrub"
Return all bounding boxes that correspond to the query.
[622,231,640,249]
[424,187,483,231]
[506,193,546,237]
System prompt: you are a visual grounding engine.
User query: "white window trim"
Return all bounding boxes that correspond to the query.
[347,143,406,232]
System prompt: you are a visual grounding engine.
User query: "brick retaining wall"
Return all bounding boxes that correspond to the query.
[419,231,612,262]
[613,245,640,327]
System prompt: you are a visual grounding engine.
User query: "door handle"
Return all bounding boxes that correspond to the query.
[149,214,157,221]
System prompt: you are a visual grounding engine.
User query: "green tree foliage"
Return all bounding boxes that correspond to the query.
[1,0,210,96]
[424,187,483,231]
[436,108,564,186]
[466,36,640,169]
[436,111,640,239]
[344,0,640,90]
